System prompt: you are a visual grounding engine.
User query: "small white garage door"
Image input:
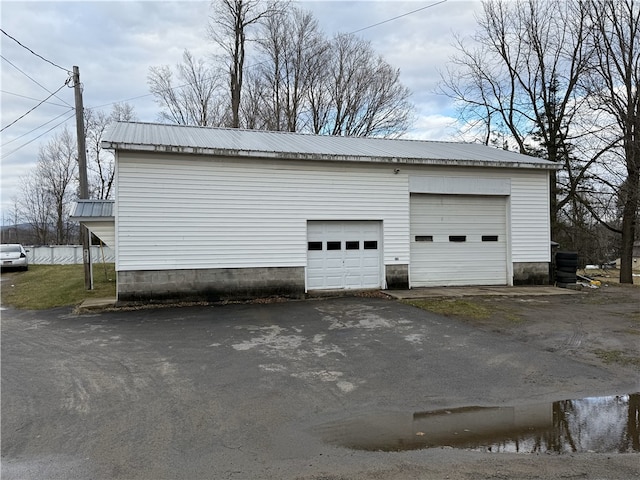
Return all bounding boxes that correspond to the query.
[307,221,382,290]
[410,194,508,286]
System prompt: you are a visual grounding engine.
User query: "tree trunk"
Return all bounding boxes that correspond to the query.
[619,170,639,284]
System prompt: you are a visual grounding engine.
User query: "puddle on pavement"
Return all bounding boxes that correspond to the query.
[317,393,639,454]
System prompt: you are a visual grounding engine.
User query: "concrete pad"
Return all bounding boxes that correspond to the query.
[77,297,117,311]
[384,285,581,299]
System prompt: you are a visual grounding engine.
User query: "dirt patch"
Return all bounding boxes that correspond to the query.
[415,283,640,379]
[582,267,640,285]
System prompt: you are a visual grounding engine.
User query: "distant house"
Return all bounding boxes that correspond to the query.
[614,241,640,269]
[72,122,559,302]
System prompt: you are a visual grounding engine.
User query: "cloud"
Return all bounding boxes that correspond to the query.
[1,0,482,217]
[407,113,461,141]
[301,1,481,126]
[1,1,213,214]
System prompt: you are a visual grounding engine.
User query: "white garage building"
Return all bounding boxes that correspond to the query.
[79,122,557,302]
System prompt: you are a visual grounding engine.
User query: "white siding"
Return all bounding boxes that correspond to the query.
[116,154,409,271]
[115,154,551,273]
[510,171,551,262]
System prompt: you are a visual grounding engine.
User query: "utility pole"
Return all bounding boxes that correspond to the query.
[73,66,92,290]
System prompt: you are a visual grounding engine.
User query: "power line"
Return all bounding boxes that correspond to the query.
[1,89,72,109]
[1,80,71,133]
[88,63,229,110]
[0,55,74,108]
[1,28,71,73]
[1,55,74,107]
[89,91,155,110]
[1,111,76,160]
[350,0,448,34]
[2,107,75,146]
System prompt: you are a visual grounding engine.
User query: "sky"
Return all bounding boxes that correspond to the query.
[0,0,483,219]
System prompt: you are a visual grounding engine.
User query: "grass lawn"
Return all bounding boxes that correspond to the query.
[1,263,116,310]
[403,298,522,323]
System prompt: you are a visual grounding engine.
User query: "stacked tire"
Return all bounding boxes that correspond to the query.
[555,251,578,287]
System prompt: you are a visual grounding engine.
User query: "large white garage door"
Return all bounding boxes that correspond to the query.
[410,195,508,287]
[307,221,382,290]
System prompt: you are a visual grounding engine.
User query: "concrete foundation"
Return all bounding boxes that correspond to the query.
[386,264,409,289]
[513,262,550,285]
[117,266,305,303]
[117,262,549,302]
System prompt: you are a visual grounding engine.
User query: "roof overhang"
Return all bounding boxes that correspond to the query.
[101,142,562,171]
[100,122,562,171]
[70,199,115,222]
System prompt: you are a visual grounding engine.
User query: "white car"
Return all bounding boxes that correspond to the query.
[1,244,29,271]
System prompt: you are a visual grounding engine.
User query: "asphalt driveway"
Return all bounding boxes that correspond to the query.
[2,297,638,479]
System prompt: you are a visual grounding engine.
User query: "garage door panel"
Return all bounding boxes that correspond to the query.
[410,195,507,287]
[324,257,343,267]
[362,257,380,268]
[344,257,362,269]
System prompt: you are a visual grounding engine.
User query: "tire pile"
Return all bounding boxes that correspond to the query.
[555,251,578,287]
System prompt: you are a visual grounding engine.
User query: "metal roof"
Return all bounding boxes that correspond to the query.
[70,199,114,221]
[102,122,559,170]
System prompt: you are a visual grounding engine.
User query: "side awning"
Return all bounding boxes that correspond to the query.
[70,199,115,247]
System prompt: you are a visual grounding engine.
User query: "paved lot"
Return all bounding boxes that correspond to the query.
[2,297,639,479]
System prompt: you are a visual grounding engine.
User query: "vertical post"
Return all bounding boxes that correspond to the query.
[73,66,92,290]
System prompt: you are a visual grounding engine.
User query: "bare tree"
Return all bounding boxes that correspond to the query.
[254,7,328,132]
[17,128,78,245]
[18,171,52,245]
[208,0,285,128]
[440,0,594,231]
[240,69,270,130]
[85,103,137,199]
[584,0,640,283]
[312,33,413,138]
[441,0,638,281]
[3,196,22,244]
[246,20,412,137]
[306,40,333,135]
[110,102,136,123]
[36,126,78,244]
[148,50,226,126]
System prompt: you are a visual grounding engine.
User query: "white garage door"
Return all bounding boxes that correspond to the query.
[410,194,508,287]
[307,221,382,290]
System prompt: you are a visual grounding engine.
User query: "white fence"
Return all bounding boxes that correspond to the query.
[25,245,115,265]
